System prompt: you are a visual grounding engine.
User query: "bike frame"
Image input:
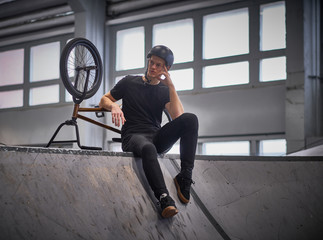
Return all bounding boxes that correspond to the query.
[46,60,121,150]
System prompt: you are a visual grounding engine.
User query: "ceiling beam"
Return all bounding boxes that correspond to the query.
[0,0,68,20]
[106,0,241,25]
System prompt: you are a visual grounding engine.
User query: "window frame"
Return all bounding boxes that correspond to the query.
[198,134,286,156]
[0,34,73,111]
[108,0,286,95]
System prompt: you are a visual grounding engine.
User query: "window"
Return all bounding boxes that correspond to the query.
[260,56,286,82]
[116,27,145,71]
[169,68,194,91]
[153,18,194,64]
[203,141,250,156]
[0,90,23,109]
[259,2,286,82]
[201,8,249,88]
[203,61,249,88]
[0,48,24,109]
[260,2,286,51]
[153,19,194,91]
[199,138,286,156]
[29,41,61,107]
[29,85,59,106]
[259,139,286,156]
[203,8,249,59]
[0,49,24,86]
[30,42,60,82]
[111,2,287,90]
[0,36,72,110]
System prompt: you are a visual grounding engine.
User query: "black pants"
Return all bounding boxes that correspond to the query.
[122,113,199,199]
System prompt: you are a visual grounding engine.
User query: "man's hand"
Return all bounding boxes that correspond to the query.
[159,66,184,120]
[100,91,126,127]
[111,103,125,127]
[158,66,173,87]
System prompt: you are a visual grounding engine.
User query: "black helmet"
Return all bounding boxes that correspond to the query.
[147,45,174,68]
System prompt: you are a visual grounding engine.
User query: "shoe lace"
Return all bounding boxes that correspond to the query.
[158,194,169,207]
[181,177,195,192]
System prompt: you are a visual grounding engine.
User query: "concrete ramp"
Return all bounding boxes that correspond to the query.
[0,146,322,240]
[0,146,224,240]
[288,143,323,156]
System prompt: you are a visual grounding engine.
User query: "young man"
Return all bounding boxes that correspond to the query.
[99,45,198,218]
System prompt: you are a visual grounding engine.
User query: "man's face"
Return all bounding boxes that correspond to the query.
[147,55,166,79]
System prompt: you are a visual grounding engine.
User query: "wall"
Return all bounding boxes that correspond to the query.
[180,84,285,137]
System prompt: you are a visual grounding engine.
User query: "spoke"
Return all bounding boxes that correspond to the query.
[67,53,76,78]
[66,42,100,94]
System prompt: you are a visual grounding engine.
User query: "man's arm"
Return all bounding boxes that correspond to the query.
[99,91,125,127]
[159,66,184,120]
[165,84,184,120]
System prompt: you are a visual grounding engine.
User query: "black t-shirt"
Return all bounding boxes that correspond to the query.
[110,75,170,138]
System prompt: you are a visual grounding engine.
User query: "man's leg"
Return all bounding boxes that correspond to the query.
[122,134,178,217]
[153,113,199,203]
[123,134,168,199]
[154,113,199,173]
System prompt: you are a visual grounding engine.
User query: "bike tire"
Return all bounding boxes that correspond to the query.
[60,38,103,100]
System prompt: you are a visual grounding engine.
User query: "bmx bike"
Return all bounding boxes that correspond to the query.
[46,38,121,150]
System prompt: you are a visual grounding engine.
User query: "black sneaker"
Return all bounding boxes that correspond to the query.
[174,174,194,204]
[159,194,179,218]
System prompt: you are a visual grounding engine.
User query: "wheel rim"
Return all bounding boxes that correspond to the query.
[66,43,100,96]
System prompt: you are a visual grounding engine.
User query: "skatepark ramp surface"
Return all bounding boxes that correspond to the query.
[0,146,322,240]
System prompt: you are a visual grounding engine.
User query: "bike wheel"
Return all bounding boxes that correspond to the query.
[60,38,103,100]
